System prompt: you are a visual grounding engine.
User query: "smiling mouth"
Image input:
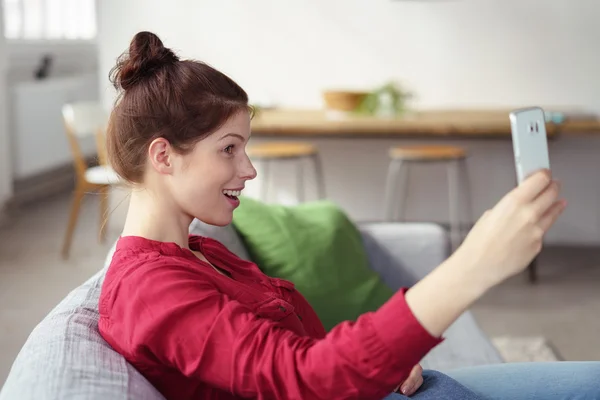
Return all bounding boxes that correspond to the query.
[223,189,241,200]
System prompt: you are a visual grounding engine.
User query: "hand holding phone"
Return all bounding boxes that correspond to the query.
[509,107,551,184]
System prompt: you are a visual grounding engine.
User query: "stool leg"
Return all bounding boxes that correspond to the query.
[459,157,473,241]
[261,160,270,202]
[447,159,461,251]
[383,159,408,222]
[511,175,541,283]
[527,257,538,283]
[395,163,411,222]
[98,185,109,244]
[312,154,326,199]
[296,158,305,203]
[383,159,400,221]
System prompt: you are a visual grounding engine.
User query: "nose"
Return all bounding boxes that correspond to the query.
[240,153,257,181]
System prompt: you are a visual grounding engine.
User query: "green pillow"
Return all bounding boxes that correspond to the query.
[232,196,394,331]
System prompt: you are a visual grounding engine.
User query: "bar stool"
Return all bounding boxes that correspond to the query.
[383,145,472,250]
[247,142,326,203]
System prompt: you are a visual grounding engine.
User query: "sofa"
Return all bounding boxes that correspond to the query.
[0,221,503,399]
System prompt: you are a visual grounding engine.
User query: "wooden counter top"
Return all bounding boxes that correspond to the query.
[250,109,600,139]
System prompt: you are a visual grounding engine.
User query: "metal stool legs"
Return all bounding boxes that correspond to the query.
[260,160,271,202]
[459,158,473,240]
[383,159,409,221]
[296,157,305,203]
[383,158,472,251]
[258,154,326,203]
[527,257,538,284]
[312,153,327,200]
[447,159,462,250]
[447,158,473,250]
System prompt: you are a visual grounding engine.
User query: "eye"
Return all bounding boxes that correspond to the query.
[224,145,235,154]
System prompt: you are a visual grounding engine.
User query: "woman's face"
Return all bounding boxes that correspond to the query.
[154,110,257,226]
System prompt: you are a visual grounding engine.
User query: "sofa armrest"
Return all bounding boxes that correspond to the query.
[358,222,451,291]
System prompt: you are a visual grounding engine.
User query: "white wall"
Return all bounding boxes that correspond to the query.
[0,4,12,221]
[96,0,600,245]
[97,0,600,112]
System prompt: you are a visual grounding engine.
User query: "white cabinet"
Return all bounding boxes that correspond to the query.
[10,73,99,179]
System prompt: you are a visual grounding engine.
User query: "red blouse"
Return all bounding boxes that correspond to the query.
[98,235,442,400]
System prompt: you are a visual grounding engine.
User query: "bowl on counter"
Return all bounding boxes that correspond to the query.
[322,90,369,112]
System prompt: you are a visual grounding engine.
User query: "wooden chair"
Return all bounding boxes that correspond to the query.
[247,142,326,203]
[61,101,120,259]
[383,145,472,251]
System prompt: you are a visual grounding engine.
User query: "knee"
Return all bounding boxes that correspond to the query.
[420,369,460,389]
[417,370,482,400]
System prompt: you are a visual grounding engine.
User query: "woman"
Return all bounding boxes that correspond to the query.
[98,31,600,400]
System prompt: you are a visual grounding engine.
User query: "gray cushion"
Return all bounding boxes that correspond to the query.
[188,220,251,261]
[358,222,451,288]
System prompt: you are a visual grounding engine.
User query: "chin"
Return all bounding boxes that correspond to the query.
[199,212,234,227]
[211,218,233,227]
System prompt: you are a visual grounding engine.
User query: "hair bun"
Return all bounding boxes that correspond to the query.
[110,31,179,91]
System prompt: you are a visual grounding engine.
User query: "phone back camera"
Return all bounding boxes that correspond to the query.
[528,122,540,134]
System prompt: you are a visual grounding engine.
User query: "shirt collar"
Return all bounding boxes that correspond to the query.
[116,234,204,259]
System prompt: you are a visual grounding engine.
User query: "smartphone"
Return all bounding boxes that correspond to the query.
[509,107,551,184]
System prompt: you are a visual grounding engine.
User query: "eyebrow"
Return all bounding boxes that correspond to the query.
[219,133,247,141]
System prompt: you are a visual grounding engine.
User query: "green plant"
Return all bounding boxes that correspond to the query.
[354,81,413,117]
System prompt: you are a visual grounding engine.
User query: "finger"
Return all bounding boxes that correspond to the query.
[401,365,422,395]
[511,169,552,203]
[532,180,561,217]
[404,375,423,396]
[538,199,567,232]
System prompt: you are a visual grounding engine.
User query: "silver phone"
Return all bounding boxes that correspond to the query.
[509,107,551,184]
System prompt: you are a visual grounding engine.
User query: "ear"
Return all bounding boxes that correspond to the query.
[148,137,173,175]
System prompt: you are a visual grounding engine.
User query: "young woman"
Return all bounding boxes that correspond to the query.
[98,31,600,400]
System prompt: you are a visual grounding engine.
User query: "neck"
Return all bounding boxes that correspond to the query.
[121,187,193,249]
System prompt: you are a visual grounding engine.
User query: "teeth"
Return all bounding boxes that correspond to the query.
[223,190,241,197]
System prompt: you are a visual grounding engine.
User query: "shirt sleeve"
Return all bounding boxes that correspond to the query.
[138,265,442,400]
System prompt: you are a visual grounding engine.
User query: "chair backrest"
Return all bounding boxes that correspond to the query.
[62,101,108,139]
[62,101,109,176]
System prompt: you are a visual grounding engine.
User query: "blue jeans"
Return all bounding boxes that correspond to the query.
[383,362,600,400]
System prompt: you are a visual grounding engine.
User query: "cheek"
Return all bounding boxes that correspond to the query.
[207,156,236,181]
[173,156,230,198]
[171,174,216,218]
[170,158,208,194]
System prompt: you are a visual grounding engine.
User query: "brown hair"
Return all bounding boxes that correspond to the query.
[106,31,250,184]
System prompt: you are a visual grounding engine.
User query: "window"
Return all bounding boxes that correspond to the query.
[3,0,96,40]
